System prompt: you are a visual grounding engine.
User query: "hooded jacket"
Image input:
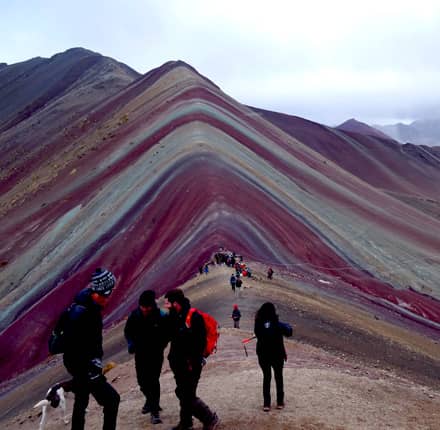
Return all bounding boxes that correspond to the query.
[124,305,169,359]
[62,288,104,376]
[168,298,206,371]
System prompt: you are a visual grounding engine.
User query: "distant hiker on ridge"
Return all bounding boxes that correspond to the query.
[124,290,170,425]
[267,267,274,280]
[164,288,220,430]
[254,302,292,412]
[235,274,243,298]
[230,273,236,293]
[232,304,241,329]
[60,268,120,430]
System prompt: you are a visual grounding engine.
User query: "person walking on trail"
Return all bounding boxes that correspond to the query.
[254,302,292,412]
[267,267,274,280]
[62,268,120,430]
[232,304,241,329]
[164,288,220,430]
[235,274,243,298]
[230,273,236,293]
[204,264,209,275]
[124,290,170,425]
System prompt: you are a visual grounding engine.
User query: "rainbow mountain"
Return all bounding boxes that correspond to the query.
[1,48,439,381]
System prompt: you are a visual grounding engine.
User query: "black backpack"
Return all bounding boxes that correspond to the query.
[48,303,83,355]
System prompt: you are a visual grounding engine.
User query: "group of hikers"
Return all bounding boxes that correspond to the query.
[52,264,291,430]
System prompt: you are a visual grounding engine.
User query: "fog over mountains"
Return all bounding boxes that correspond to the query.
[0,48,439,383]
[374,119,440,147]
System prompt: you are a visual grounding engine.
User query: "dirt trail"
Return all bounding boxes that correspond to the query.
[1,264,440,429]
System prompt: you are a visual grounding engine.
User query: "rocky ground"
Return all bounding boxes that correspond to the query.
[1,264,440,429]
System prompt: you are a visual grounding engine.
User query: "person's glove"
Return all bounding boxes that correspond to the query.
[88,358,103,380]
[127,341,135,354]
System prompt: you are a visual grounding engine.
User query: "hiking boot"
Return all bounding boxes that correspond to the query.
[170,424,193,430]
[203,413,220,430]
[151,413,162,424]
[141,402,150,414]
[142,403,163,414]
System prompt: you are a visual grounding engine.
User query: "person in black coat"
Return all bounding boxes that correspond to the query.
[164,288,219,430]
[231,304,241,329]
[62,268,120,430]
[124,290,169,424]
[254,302,292,412]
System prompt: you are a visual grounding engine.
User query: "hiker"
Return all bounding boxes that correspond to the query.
[267,267,274,280]
[230,273,236,292]
[62,268,120,430]
[235,274,243,298]
[232,304,241,329]
[124,290,169,424]
[204,264,209,275]
[164,288,220,430]
[254,302,292,412]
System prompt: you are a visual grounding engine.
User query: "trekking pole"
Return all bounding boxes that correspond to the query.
[241,335,256,357]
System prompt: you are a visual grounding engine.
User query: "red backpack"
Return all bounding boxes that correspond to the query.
[185,308,219,357]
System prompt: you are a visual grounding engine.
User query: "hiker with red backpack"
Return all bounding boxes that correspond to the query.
[254,302,292,412]
[164,289,220,430]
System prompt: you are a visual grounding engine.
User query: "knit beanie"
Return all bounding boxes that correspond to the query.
[90,268,116,296]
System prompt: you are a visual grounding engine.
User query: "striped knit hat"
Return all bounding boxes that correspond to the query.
[90,268,116,296]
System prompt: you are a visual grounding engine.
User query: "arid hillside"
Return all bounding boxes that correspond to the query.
[0,50,439,385]
[1,265,439,430]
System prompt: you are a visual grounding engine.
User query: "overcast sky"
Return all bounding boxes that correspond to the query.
[2,0,440,126]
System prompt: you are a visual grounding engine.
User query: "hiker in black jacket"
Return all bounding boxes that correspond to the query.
[254,302,292,412]
[124,290,169,424]
[232,304,241,328]
[62,268,120,430]
[164,288,219,430]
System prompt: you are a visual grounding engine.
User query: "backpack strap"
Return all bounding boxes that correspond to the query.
[185,308,197,328]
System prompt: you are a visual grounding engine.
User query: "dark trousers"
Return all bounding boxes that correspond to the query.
[258,356,284,407]
[135,354,164,413]
[70,376,120,430]
[172,362,214,427]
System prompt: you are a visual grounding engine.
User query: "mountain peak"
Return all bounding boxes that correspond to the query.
[336,118,392,140]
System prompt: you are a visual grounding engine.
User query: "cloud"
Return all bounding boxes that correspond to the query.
[1,0,440,124]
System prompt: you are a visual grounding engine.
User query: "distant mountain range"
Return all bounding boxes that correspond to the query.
[373,119,440,147]
[1,48,439,382]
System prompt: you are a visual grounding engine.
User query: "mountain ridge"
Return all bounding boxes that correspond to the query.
[1,265,440,429]
[375,118,440,147]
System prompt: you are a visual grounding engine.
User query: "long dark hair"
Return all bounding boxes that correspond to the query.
[255,302,278,324]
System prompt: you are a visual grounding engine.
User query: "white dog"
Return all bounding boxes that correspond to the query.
[33,362,116,430]
[34,382,70,430]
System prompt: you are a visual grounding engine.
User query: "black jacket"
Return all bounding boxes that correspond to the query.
[232,309,241,321]
[124,306,169,359]
[62,288,104,376]
[168,299,206,371]
[254,319,292,361]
